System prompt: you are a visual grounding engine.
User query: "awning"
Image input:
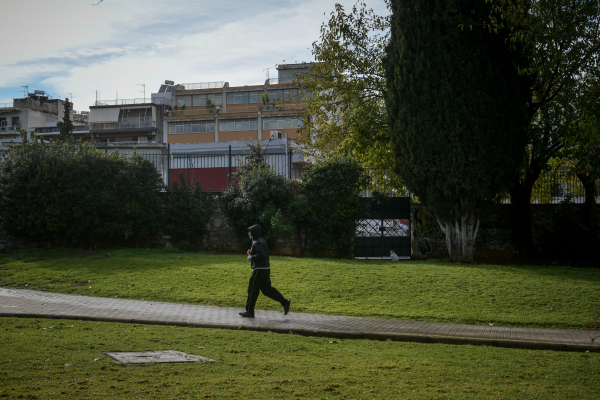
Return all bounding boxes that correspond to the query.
[89,108,120,123]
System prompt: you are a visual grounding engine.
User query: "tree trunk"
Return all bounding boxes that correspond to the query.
[576,172,598,239]
[438,211,480,263]
[508,182,535,259]
[508,163,543,260]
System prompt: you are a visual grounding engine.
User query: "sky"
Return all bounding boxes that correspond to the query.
[0,0,388,112]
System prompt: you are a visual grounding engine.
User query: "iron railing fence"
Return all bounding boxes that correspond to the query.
[116,148,303,191]
[0,102,14,108]
[3,140,596,203]
[361,169,599,203]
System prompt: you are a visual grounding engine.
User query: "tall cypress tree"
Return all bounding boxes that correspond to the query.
[383,0,532,262]
[57,98,74,142]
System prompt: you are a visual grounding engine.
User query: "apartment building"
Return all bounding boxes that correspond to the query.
[155,63,311,189]
[0,91,77,148]
[166,63,309,149]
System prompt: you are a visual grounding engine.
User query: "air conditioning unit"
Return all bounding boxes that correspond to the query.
[148,131,155,135]
[270,131,283,139]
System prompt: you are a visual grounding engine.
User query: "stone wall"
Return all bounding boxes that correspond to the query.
[1,199,597,260]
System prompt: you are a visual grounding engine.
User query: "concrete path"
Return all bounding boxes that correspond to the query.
[1,287,598,352]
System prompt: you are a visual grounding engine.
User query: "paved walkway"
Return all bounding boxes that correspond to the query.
[1,287,598,352]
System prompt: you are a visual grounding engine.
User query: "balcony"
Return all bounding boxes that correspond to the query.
[0,123,21,132]
[90,117,157,131]
[94,140,164,148]
[261,104,305,112]
[95,98,172,107]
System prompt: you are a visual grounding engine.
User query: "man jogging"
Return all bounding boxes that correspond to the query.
[239,224,291,318]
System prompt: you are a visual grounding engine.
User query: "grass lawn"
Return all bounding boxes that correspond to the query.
[0,248,598,330]
[1,316,599,399]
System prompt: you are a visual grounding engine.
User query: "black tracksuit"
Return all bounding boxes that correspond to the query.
[245,224,287,316]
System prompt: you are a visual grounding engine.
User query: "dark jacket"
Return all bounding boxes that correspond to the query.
[248,224,270,269]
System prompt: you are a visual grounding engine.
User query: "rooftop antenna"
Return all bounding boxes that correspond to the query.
[263,64,277,80]
[137,83,146,103]
[21,85,28,98]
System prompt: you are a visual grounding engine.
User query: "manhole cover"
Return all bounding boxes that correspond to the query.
[103,350,215,364]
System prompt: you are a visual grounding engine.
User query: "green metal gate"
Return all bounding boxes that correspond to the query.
[354,197,411,258]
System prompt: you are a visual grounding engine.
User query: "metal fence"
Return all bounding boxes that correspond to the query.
[126,147,303,191]
[529,169,599,204]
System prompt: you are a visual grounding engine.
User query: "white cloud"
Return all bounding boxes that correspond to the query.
[0,0,389,110]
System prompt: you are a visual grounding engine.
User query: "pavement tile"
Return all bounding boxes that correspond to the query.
[1,287,598,351]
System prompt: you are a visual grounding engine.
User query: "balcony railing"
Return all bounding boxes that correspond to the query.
[261,104,305,112]
[266,78,294,85]
[0,102,14,108]
[0,124,21,132]
[169,109,217,117]
[95,99,148,106]
[91,118,157,130]
[95,141,163,146]
[180,81,224,90]
[221,105,260,114]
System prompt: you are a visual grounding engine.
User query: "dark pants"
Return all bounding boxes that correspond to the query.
[246,268,286,315]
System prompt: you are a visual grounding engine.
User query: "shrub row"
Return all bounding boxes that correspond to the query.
[0,141,212,248]
[222,154,369,257]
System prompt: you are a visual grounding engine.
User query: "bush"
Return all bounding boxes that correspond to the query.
[222,166,294,248]
[165,173,213,248]
[0,141,164,247]
[299,156,369,257]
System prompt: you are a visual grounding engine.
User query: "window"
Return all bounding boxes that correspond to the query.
[169,120,215,134]
[176,95,192,107]
[268,88,300,102]
[177,93,222,107]
[227,91,263,105]
[262,116,303,130]
[138,137,148,143]
[278,68,308,81]
[219,118,258,132]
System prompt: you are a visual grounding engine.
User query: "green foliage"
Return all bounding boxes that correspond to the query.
[56,98,74,142]
[384,0,531,258]
[165,173,213,248]
[299,156,368,257]
[483,0,600,256]
[0,141,164,247]
[300,1,403,193]
[223,154,367,257]
[222,167,294,248]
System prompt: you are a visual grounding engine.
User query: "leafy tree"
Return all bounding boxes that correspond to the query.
[299,1,403,192]
[480,0,600,258]
[562,76,600,241]
[165,173,213,249]
[384,0,532,262]
[57,98,74,142]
